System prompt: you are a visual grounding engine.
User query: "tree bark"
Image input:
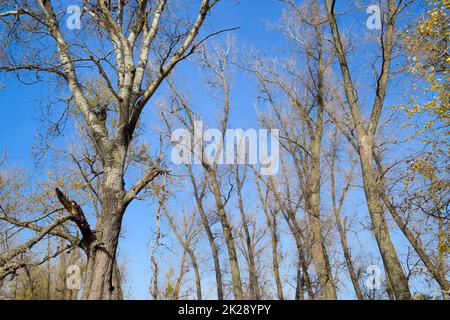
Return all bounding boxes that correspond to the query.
[82,158,127,300]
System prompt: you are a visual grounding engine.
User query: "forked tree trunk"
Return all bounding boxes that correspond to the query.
[279,201,315,299]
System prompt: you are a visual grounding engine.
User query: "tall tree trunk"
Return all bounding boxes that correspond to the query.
[303,106,336,298]
[150,192,163,300]
[82,210,124,300]
[210,173,243,299]
[329,133,364,300]
[190,252,202,300]
[82,160,126,300]
[334,213,363,300]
